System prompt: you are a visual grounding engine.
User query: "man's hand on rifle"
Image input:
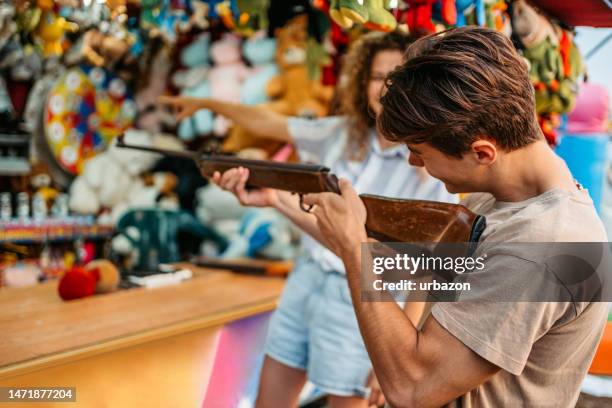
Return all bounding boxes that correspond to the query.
[212,167,279,208]
[303,178,368,258]
[158,95,206,121]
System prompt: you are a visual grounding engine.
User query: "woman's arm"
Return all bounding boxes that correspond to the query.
[158,96,292,143]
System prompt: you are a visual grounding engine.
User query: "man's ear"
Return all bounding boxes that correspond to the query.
[471,139,497,165]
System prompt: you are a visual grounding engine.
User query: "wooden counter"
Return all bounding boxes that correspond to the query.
[0,265,285,407]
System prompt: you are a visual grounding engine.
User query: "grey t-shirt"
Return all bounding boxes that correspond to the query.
[432,187,609,407]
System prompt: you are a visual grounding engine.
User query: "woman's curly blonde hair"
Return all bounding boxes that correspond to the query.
[335,31,415,160]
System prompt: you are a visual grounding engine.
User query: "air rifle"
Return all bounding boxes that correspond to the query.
[116,135,486,247]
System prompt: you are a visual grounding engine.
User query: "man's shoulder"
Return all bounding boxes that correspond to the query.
[483,189,607,242]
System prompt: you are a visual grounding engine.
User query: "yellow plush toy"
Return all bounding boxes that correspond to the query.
[35,11,78,57]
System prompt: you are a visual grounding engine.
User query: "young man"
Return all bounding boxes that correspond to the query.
[302,27,610,407]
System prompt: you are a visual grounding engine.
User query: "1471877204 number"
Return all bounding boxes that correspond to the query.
[0,387,76,402]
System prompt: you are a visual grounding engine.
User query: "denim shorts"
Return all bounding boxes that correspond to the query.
[264,257,372,398]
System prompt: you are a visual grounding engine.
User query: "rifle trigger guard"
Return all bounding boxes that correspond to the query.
[298,194,314,213]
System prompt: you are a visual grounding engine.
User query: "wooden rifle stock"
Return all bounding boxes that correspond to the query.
[117,135,486,247]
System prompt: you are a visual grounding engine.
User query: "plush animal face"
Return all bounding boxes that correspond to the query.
[511,0,556,48]
[210,34,242,65]
[243,35,276,66]
[274,14,308,69]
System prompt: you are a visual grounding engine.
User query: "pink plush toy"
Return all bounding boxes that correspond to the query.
[209,34,250,136]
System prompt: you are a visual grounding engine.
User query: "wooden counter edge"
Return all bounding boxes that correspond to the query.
[0,296,279,380]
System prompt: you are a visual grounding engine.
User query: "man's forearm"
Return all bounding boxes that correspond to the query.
[341,246,423,406]
[198,99,291,143]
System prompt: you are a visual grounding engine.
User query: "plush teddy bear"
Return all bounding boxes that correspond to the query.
[222,14,333,156]
[264,15,333,117]
[240,32,278,105]
[68,129,182,224]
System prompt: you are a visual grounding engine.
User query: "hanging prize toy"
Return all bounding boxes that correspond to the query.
[34,9,79,58]
[484,0,510,35]
[455,0,485,27]
[396,0,436,34]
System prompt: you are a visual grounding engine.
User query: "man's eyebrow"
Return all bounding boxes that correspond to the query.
[407,146,421,154]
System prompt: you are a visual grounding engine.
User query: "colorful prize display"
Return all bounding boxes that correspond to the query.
[43,65,137,175]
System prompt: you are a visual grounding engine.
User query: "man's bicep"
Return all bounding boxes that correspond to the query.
[411,314,500,407]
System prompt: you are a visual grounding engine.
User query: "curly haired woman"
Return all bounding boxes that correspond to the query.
[160,31,456,408]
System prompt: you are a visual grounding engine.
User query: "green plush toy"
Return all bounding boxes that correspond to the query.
[513,0,583,116]
[363,0,397,32]
[523,34,583,115]
[329,0,396,32]
[523,36,563,114]
[329,0,368,28]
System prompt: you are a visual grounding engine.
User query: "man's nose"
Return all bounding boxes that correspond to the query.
[408,153,424,167]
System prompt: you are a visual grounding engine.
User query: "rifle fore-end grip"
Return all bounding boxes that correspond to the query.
[198,160,341,194]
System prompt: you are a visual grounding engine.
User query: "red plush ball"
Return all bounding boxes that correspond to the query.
[58,267,97,301]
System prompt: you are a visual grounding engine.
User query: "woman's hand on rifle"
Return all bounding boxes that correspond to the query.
[212,167,279,208]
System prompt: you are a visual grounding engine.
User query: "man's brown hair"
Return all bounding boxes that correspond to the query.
[378,26,543,157]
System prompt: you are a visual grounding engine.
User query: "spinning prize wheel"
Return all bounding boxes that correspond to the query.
[42,65,137,177]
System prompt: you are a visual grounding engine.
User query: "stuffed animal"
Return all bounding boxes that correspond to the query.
[30,170,59,212]
[34,11,79,57]
[58,260,120,300]
[222,14,333,155]
[329,0,366,28]
[173,33,214,140]
[208,33,250,136]
[116,208,228,271]
[512,0,583,144]
[217,0,269,36]
[265,14,333,117]
[84,259,121,294]
[330,0,397,31]
[58,266,97,300]
[195,183,247,239]
[78,27,133,68]
[220,208,298,260]
[484,0,510,35]
[189,0,209,30]
[240,32,278,105]
[203,0,226,19]
[140,0,166,31]
[455,0,485,27]
[68,129,181,224]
